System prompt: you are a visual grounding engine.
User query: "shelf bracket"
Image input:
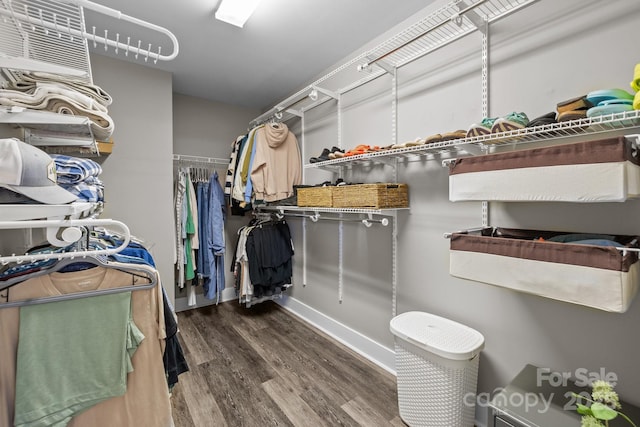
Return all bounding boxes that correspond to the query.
[458,0,488,34]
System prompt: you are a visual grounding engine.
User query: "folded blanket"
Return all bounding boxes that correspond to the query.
[4,71,112,107]
[0,83,107,112]
[0,94,114,140]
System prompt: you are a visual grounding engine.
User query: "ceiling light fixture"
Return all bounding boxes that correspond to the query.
[215,0,263,28]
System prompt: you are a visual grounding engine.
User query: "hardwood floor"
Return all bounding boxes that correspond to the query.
[170,301,404,427]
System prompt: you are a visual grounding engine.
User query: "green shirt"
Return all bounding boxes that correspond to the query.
[14,291,143,427]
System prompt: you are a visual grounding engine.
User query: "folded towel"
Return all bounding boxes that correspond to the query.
[5,71,112,107]
[0,84,107,112]
[631,63,640,92]
[0,89,114,140]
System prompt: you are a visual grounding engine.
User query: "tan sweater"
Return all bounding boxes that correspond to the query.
[250,123,301,202]
[0,266,172,427]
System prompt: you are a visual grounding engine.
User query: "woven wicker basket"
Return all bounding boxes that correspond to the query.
[333,183,409,208]
[297,186,334,207]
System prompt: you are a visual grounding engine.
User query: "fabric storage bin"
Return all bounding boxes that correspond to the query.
[448,136,640,202]
[296,186,335,207]
[390,311,485,427]
[333,183,409,208]
[449,227,640,312]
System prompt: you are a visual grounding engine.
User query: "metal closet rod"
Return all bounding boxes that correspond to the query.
[0,0,179,62]
[172,154,228,165]
[274,211,389,227]
[358,0,489,70]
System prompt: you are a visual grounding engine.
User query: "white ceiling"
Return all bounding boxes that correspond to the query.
[83,0,433,111]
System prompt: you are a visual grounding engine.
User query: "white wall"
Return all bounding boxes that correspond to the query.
[173,93,259,158]
[172,93,260,310]
[90,54,176,304]
[286,0,640,408]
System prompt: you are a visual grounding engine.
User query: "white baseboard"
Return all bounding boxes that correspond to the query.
[174,286,237,312]
[275,295,396,375]
[275,296,486,427]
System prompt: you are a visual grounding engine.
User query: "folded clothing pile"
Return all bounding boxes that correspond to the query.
[51,154,104,203]
[0,71,114,140]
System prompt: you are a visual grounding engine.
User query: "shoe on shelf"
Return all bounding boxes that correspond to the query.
[491,112,530,133]
[527,111,557,127]
[557,110,587,122]
[440,130,467,141]
[586,88,634,106]
[466,117,497,137]
[344,144,370,156]
[309,148,331,163]
[328,146,345,159]
[423,133,443,144]
[405,138,425,147]
[556,95,592,114]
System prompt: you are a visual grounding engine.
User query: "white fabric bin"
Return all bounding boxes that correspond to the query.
[390,311,485,427]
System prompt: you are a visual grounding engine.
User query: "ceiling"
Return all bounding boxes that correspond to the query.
[82,0,433,111]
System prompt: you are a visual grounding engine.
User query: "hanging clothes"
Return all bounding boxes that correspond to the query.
[233,217,294,304]
[0,230,189,396]
[204,171,226,302]
[0,262,174,427]
[250,122,301,203]
[173,163,227,305]
[226,122,301,215]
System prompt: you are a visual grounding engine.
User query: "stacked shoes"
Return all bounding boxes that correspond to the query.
[585,88,634,118]
[556,95,592,122]
[466,112,530,137]
[309,146,345,163]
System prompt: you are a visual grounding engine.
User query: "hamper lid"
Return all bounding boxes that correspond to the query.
[390,311,485,360]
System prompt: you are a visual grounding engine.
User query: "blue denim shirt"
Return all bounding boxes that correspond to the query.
[204,171,226,301]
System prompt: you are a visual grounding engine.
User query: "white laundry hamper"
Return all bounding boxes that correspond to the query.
[390,311,485,427]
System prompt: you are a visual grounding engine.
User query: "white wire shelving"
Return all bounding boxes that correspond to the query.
[305,110,640,169]
[0,0,179,80]
[247,0,540,316]
[249,0,538,128]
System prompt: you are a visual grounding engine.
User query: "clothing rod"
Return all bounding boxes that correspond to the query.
[358,0,489,70]
[0,280,156,309]
[173,154,228,165]
[275,211,389,227]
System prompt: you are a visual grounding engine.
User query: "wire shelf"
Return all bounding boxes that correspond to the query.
[0,0,92,80]
[305,110,640,169]
[249,0,538,127]
[256,205,407,216]
[0,0,179,80]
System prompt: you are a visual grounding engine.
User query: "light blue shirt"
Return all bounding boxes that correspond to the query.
[204,171,226,302]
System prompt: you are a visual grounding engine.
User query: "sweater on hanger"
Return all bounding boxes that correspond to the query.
[250,123,301,202]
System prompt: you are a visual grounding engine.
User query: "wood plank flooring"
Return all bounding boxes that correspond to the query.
[170,301,404,427]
